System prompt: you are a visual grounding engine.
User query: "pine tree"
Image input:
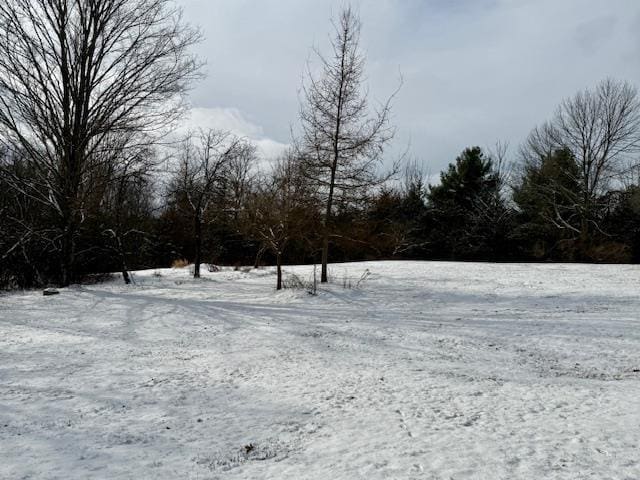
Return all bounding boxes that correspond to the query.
[427,147,510,259]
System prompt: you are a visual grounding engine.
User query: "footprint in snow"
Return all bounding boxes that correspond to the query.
[396,409,413,438]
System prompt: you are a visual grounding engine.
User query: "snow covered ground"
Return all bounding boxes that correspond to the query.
[1,261,639,479]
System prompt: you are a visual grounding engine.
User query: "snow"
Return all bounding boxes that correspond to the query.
[1,261,639,479]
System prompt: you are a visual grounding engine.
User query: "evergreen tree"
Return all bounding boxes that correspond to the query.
[512,147,583,259]
[427,147,511,259]
[605,185,640,262]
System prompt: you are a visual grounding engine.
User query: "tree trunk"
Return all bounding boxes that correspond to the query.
[579,194,591,259]
[60,221,75,287]
[321,230,329,283]
[320,28,346,283]
[254,245,265,269]
[321,162,338,283]
[121,266,131,285]
[115,233,131,285]
[194,214,202,278]
[276,252,282,290]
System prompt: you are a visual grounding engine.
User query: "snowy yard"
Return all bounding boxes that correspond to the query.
[1,261,639,479]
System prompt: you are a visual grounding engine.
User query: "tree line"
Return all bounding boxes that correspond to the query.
[1,2,640,291]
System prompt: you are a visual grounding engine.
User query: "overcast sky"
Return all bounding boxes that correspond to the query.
[177,0,640,174]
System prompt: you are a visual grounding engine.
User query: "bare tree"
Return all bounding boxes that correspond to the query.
[99,136,156,285]
[226,144,257,223]
[371,159,429,257]
[488,140,514,193]
[521,79,640,242]
[171,130,256,278]
[0,0,202,286]
[298,6,398,283]
[245,151,317,290]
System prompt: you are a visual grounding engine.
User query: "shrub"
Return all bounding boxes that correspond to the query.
[586,242,632,263]
[339,268,371,289]
[282,269,318,295]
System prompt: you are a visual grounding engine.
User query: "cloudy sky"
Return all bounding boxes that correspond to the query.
[178,0,640,174]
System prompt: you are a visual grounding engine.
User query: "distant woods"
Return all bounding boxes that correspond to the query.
[1,3,640,290]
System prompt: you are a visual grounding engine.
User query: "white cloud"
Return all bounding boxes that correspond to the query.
[180,107,289,161]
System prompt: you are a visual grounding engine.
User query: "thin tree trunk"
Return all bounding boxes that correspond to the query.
[276,252,282,290]
[194,213,202,278]
[321,229,330,283]
[321,163,338,283]
[60,221,75,287]
[121,265,131,285]
[115,233,131,285]
[254,245,265,269]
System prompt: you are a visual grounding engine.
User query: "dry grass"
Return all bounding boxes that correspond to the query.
[171,259,190,269]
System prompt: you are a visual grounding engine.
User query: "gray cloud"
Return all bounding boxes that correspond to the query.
[574,15,617,54]
[178,0,640,172]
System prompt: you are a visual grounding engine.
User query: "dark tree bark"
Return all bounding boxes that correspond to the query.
[115,234,132,285]
[276,252,283,291]
[194,211,202,278]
